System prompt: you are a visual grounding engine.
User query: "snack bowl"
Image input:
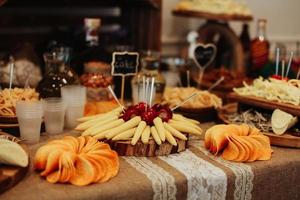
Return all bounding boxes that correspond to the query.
[0,115,18,124]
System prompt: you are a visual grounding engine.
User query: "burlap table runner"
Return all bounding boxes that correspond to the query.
[1,123,300,200]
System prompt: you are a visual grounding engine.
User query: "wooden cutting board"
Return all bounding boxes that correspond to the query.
[228,92,300,117]
[218,103,300,148]
[0,131,29,194]
[105,137,187,157]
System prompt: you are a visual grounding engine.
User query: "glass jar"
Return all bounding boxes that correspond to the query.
[37,51,79,98]
[131,50,166,104]
[80,73,113,101]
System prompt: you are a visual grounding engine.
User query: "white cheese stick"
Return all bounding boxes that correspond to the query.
[82,117,121,135]
[153,117,166,142]
[169,119,202,132]
[141,126,151,144]
[169,123,202,135]
[83,119,124,136]
[105,116,142,139]
[150,126,162,145]
[112,128,136,141]
[165,129,177,146]
[163,122,187,140]
[131,121,147,145]
[75,115,118,131]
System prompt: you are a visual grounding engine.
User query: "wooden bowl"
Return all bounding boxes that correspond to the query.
[175,106,217,122]
[0,116,18,124]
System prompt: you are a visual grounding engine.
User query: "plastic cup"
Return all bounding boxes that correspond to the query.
[16,101,43,144]
[61,85,86,128]
[43,98,66,134]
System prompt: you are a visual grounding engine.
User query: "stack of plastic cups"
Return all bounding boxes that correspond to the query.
[16,101,43,144]
[43,98,66,134]
[61,85,86,129]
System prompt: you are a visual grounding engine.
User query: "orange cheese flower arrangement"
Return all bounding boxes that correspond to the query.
[205,124,273,162]
[34,136,119,186]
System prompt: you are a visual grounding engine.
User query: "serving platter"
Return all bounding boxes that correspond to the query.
[172,9,253,21]
[0,131,29,194]
[175,106,217,122]
[228,92,300,117]
[0,116,18,124]
[218,103,300,148]
[105,136,187,157]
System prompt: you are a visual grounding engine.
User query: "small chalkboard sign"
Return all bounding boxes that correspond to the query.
[111,51,139,76]
[193,44,217,69]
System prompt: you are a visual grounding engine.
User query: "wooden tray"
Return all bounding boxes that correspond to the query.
[0,116,18,124]
[0,132,29,194]
[228,92,300,117]
[105,137,187,157]
[172,9,253,21]
[218,103,300,148]
[176,106,217,122]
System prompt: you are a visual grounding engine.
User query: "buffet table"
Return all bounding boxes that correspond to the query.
[1,123,300,200]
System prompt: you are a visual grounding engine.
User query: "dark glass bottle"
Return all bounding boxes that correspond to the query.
[37,51,79,98]
[240,23,251,73]
[250,19,270,71]
[73,18,110,76]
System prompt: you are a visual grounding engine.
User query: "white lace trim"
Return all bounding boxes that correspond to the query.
[192,141,254,200]
[123,157,177,200]
[160,150,227,200]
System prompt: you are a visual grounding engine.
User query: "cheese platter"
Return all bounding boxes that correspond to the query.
[0,131,29,194]
[218,103,300,148]
[228,92,300,117]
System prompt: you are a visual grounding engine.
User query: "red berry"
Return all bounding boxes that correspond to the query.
[141,108,158,125]
[122,106,139,121]
[152,103,163,112]
[134,102,149,114]
[157,106,173,122]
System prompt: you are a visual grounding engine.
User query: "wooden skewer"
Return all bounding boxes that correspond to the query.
[187,70,190,87]
[171,76,224,111]
[281,60,285,78]
[145,77,150,105]
[137,75,140,103]
[285,51,294,78]
[9,56,14,90]
[142,76,146,102]
[149,77,155,106]
[275,48,280,75]
[107,85,124,111]
[296,67,300,79]
[208,76,224,91]
[171,92,198,111]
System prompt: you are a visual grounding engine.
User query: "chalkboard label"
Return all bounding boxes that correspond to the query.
[111,51,139,76]
[193,44,217,68]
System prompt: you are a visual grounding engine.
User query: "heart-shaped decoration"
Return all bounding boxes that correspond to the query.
[193,43,217,69]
